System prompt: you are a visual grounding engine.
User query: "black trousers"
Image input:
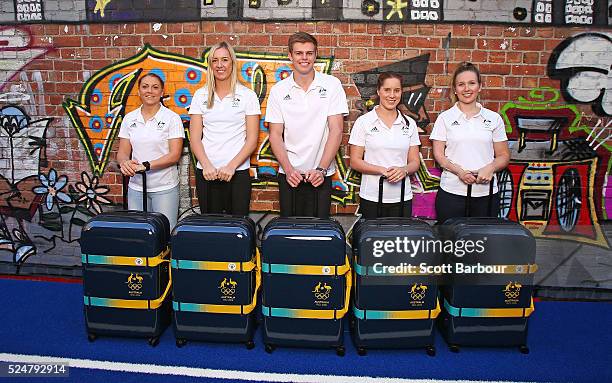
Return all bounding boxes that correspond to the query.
[435,188,500,224]
[195,169,251,216]
[359,198,412,220]
[278,173,332,219]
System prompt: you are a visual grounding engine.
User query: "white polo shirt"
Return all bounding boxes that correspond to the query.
[189,83,261,171]
[118,105,184,193]
[265,71,349,176]
[349,107,421,203]
[429,103,508,197]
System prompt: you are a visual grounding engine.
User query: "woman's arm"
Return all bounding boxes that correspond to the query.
[432,139,476,185]
[349,144,387,176]
[189,114,217,180]
[147,138,183,170]
[218,114,260,182]
[476,141,510,184]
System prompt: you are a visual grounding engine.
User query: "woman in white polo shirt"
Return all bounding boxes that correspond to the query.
[117,72,185,228]
[189,42,260,216]
[430,62,510,224]
[349,72,421,219]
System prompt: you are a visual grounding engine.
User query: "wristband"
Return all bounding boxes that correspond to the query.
[142,161,151,171]
[315,167,326,177]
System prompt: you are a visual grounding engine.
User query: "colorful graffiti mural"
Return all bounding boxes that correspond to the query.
[500,87,610,248]
[63,44,355,205]
[0,27,51,91]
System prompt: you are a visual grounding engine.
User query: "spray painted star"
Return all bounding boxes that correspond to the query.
[386,0,408,20]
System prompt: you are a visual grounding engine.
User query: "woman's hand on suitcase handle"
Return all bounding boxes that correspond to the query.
[458,169,477,185]
[476,164,495,184]
[384,166,407,183]
[217,164,236,182]
[202,163,218,181]
[119,159,140,177]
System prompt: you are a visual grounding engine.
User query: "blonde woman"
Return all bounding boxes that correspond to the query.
[189,42,261,215]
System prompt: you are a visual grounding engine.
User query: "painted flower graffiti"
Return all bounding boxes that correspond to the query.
[33,169,72,210]
[74,172,111,215]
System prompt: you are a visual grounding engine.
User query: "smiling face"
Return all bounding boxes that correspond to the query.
[453,70,481,106]
[377,77,402,111]
[211,46,233,82]
[288,42,316,76]
[137,75,163,107]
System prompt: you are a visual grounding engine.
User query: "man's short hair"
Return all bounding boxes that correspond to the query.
[288,32,318,53]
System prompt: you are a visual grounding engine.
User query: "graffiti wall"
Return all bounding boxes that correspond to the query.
[2,0,612,26]
[0,13,610,297]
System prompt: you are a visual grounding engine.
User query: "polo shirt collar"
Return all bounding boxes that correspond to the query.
[289,71,322,92]
[451,102,484,121]
[371,106,408,128]
[133,105,164,123]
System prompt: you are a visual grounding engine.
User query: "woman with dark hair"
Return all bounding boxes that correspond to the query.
[430,62,510,223]
[189,41,260,216]
[349,72,421,219]
[117,72,184,228]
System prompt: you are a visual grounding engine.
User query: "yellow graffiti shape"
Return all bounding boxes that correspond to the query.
[386,0,408,20]
[94,0,113,17]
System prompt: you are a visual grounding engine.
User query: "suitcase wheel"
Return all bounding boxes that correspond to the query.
[335,346,345,357]
[176,339,187,348]
[148,337,160,347]
[265,344,275,354]
[519,345,530,354]
[87,333,97,343]
[245,340,255,350]
[449,344,460,353]
[426,345,436,357]
[357,347,367,357]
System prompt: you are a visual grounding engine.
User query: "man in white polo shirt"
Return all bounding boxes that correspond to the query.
[266,32,349,218]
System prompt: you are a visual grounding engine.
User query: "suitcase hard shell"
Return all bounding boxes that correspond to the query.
[438,214,537,352]
[81,210,171,345]
[171,215,259,348]
[261,217,350,355]
[351,217,441,356]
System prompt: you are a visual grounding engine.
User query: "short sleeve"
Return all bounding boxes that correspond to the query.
[492,114,508,142]
[348,117,367,147]
[244,89,261,116]
[328,79,349,117]
[167,112,185,139]
[118,116,130,139]
[429,115,447,141]
[264,86,283,123]
[188,88,206,115]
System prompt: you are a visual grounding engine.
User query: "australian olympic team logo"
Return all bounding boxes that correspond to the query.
[312,281,332,302]
[219,277,237,302]
[126,273,143,297]
[410,283,428,301]
[318,87,328,98]
[503,281,521,304]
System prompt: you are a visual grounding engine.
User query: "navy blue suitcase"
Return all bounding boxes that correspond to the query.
[261,216,350,355]
[171,214,259,348]
[81,172,171,346]
[351,177,441,356]
[437,183,537,353]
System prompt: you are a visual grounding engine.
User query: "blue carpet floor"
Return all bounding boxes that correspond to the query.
[0,279,610,382]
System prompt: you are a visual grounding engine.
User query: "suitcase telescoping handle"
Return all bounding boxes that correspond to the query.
[377,175,406,218]
[290,174,319,218]
[122,170,148,212]
[465,176,494,217]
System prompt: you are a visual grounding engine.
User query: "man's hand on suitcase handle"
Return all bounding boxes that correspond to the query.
[286,168,304,188]
[304,168,325,187]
